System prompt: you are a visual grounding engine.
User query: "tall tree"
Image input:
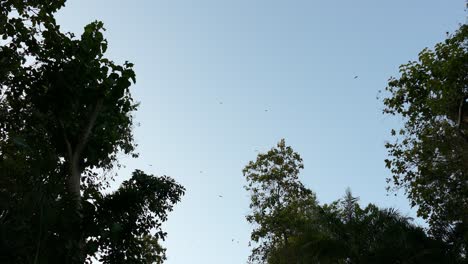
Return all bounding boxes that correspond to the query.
[340,187,359,223]
[244,141,457,263]
[382,24,468,255]
[0,1,184,263]
[243,139,318,263]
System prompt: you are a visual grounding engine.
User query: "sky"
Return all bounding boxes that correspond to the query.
[55,1,465,263]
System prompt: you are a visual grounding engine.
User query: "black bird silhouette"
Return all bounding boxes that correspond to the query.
[354,75,358,79]
[218,195,223,198]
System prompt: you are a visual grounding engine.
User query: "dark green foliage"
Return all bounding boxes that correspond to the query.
[243,139,318,263]
[85,170,185,263]
[244,142,458,264]
[382,25,468,254]
[302,198,453,264]
[0,2,184,263]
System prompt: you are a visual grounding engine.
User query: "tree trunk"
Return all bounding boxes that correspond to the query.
[61,99,103,263]
[68,155,81,203]
[66,156,85,264]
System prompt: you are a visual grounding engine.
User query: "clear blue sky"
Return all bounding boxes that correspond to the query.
[56,1,465,263]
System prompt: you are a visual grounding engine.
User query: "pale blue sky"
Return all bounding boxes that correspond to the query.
[56,1,465,263]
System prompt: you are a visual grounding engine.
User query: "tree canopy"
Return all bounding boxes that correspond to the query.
[1,1,466,264]
[244,140,460,264]
[243,139,318,263]
[0,1,184,263]
[382,24,468,254]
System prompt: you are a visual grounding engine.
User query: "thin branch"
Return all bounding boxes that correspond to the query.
[457,95,467,129]
[457,95,468,143]
[59,119,73,160]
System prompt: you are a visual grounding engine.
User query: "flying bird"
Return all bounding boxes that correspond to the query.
[354,75,358,79]
[218,195,223,198]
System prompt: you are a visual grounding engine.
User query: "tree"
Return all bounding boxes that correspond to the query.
[243,140,457,263]
[0,1,184,263]
[85,170,185,264]
[382,24,468,256]
[243,139,318,263]
[277,192,454,264]
[340,187,359,223]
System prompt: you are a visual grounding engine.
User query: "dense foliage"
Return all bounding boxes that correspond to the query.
[1,2,466,264]
[0,1,184,263]
[244,140,461,263]
[243,139,318,263]
[382,25,468,253]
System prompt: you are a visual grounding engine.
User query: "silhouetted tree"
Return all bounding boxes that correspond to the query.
[270,191,455,264]
[340,187,359,223]
[382,24,468,257]
[244,142,458,263]
[0,1,184,263]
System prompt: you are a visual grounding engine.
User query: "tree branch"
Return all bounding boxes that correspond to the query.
[457,95,468,143]
[63,98,103,200]
[59,119,73,161]
[74,98,103,159]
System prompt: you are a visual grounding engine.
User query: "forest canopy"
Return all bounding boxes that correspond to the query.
[244,140,463,263]
[0,1,466,264]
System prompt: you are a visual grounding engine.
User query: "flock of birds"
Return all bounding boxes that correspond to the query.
[145,75,359,245]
